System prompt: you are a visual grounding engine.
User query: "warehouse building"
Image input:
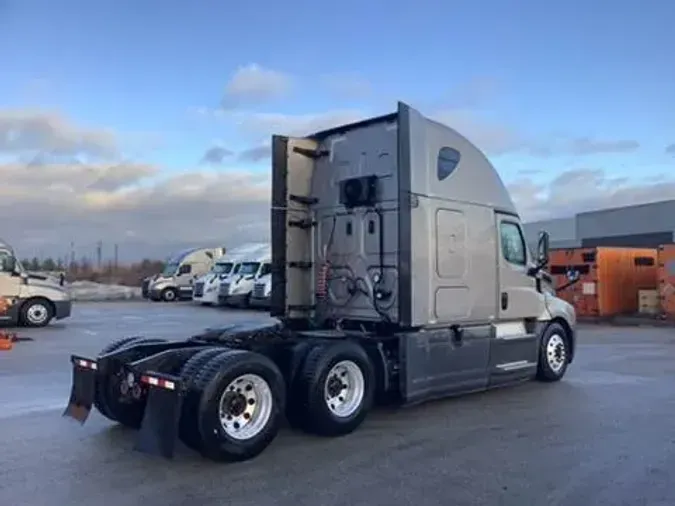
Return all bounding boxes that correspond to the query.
[523,199,675,252]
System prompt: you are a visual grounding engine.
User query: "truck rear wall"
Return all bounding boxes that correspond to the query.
[550,247,658,317]
[657,244,675,318]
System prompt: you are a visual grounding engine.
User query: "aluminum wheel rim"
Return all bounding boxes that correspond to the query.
[324,360,365,418]
[164,290,175,301]
[218,373,273,440]
[546,334,566,372]
[27,304,48,324]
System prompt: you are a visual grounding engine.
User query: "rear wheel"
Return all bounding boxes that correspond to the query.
[536,322,570,382]
[177,347,230,450]
[94,337,168,428]
[190,350,286,462]
[288,341,375,437]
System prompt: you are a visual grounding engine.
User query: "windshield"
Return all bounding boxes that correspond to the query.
[161,262,178,276]
[213,262,233,275]
[239,262,260,276]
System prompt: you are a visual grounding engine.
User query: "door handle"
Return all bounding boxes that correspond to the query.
[501,292,508,310]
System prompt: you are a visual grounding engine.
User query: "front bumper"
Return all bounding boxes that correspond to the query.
[54,300,72,320]
[222,293,250,306]
[249,296,270,308]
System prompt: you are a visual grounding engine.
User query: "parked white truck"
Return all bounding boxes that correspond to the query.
[192,253,240,306]
[217,244,271,307]
[64,102,576,464]
[250,271,272,309]
[0,240,72,327]
[148,247,226,302]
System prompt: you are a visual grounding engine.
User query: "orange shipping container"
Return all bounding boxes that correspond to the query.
[657,244,675,318]
[549,247,658,317]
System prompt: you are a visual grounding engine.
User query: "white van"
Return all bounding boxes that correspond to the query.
[0,240,72,327]
[218,245,271,308]
[148,247,225,302]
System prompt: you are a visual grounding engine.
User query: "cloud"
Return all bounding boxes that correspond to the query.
[0,109,117,159]
[200,145,233,165]
[531,137,640,157]
[238,144,271,162]
[321,73,372,99]
[432,110,526,155]
[233,109,367,139]
[0,159,271,261]
[666,143,675,155]
[508,168,675,222]
[221,63,293,109]
[438,77,500,109]
[564,137,639,155]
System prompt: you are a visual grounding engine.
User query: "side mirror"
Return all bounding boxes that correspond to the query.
[537,231,550,267]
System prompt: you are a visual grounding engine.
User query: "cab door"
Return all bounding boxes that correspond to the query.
[490,213,542,384]
[0,252,22,324]
[175,263,194,297]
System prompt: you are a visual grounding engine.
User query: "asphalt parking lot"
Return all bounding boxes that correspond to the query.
[1,302,675,506]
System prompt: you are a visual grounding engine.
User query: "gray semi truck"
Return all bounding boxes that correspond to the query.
[63,102,577,463]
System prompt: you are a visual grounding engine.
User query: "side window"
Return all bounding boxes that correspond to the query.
[259,263,272,277]
[500,222,527,265]
[0,252,11,273]
[233,264,241,274]
[178,264,192,275]
[437,147,461,181]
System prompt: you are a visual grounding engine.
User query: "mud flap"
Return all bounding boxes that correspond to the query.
[133,372,183,459]
[62,355,98,424]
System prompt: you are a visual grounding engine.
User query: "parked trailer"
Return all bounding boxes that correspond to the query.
[63,102,577,463]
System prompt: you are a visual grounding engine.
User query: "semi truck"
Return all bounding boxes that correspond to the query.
[193,243,270,306]
[63,102,576,463]
[147,247,226,302]
[217,244,271,308]
[249,271,272,309]
[0,240,72,327]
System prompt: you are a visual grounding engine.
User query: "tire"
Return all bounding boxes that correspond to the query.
[177,347,230,451]
[241,294,251,308]
[161,288,178,302]
[289,341,375,437]
[19,298,54,327]
[536,322,570,382]
[191,350,286,462]
[93,336,144,421]
[94,337,168,428]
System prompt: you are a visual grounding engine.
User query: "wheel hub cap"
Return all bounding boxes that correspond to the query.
[324,360,365,418]
[218,374,273,440]
[546,334,567,372]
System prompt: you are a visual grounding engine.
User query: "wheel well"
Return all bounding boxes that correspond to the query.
[20,296,55,315]
[550,316,574,363]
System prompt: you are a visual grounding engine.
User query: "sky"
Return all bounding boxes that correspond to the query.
[0,0,673,262]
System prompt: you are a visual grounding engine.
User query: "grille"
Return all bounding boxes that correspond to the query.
[219,282,230,296]
[193,281,205,297]
[253,283,266,299]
